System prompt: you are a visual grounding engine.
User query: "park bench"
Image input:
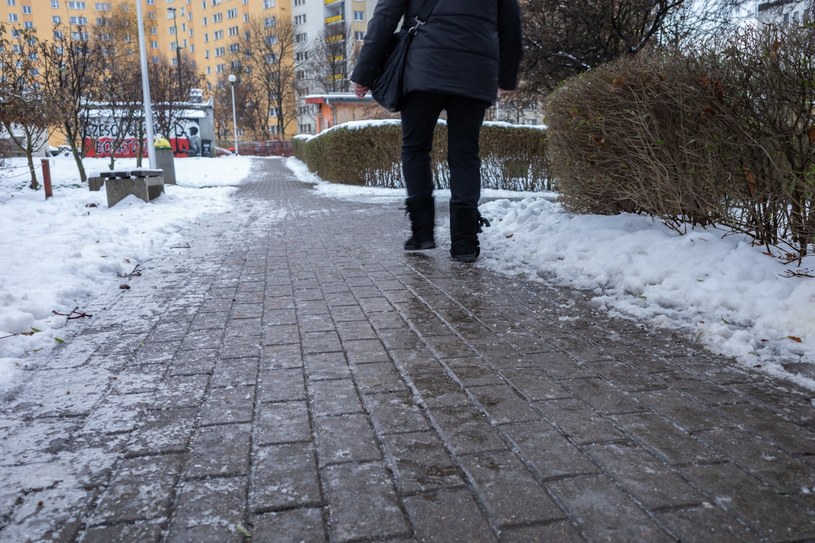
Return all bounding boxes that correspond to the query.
[96,169,165,207]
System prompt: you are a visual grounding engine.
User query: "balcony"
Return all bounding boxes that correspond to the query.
[325,14,345,25]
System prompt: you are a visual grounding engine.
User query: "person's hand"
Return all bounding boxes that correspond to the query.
[353,82,370,98]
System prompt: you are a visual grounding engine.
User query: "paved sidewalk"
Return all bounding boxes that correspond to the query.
[2,158,815,542]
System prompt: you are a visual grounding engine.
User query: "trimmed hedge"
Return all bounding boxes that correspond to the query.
[292,120,550,191]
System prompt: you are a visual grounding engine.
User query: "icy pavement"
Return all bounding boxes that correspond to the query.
[2,158,815,542]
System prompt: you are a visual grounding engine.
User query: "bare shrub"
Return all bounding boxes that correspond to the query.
[546,24,815,255]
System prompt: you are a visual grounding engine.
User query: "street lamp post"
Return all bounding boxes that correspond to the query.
[135,0,156,168]
[168,7,183,153]
[228,74,239,156]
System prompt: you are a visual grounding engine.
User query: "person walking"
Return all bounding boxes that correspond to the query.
[351,0,523,262]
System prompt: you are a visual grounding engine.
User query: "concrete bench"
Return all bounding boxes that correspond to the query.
[103,168,165,207]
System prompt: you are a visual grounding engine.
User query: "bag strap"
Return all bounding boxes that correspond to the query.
[408,0,441,32]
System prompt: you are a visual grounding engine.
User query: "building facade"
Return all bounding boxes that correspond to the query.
[0,0,381,139]
[756,0,813,24]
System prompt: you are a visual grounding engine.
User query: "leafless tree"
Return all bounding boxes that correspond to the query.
[148,54,205,153]
[39,23,101,183]
[0,25,55,189]
[233,16,300,140]
[307,23,356,93]
[89,3,143,169]
[520,0,749,94]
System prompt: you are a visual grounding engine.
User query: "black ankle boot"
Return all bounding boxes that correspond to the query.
[404,196,436,251]
[450,205,490,262]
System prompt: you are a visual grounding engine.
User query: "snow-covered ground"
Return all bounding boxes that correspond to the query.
[2,152,814,399]
[0,155,250,397]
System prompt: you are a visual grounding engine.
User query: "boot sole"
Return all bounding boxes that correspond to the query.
[404,241,436,251]
[451,252,477,262]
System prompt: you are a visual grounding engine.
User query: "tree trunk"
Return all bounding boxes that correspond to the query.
[25,147,39,190]
[65,123,88,183]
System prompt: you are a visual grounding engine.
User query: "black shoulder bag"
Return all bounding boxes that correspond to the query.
[370,0,440,112]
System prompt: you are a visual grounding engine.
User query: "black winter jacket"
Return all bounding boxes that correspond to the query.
[350,0,522,104]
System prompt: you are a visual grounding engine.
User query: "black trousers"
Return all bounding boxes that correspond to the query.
[400,91,490,209]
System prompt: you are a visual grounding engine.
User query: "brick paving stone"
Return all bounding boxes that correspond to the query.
[611,412,726,466]
[499,521,585,542]
[685,462,815,539]
[250,508,327,543]
[341,338,391,364]
[166,477,247,543]
[261,343,303,369]
[259,368,307,403]
[535,398,628,445]
[583,441,705,509]
[321,461,410,542]
[403,489,496,542]
[716,403,815,455]
[254,401,312,445]
[500,367,571,401]
[262,324,300,345]
[185,423,251,478]
[430,405,508,455]
[548,475,675,541]
[125,407,197,457]
[92,454,184,525]
[336,320,378,341]
[167,349,218,376]
[199,385,256,426]
[220,335,262,359]
[635,387,732,433]
[443,357,503,387]
[352,361,409,393]
[211,357,259,388]
[459,450,563,527]
[411,371,471,408]
[308,378,363,416]
[381,431,464,494]
[694,426,815,493]
[364,391,430,434]
[389,347,444,376]
[524,350,599,379]
[304,352,352,381]
[655,505,761,542]
[81,523,164,543]
[500,421,599,480]
[559,377,644,415]
[468,384,543,425]
[250,443,322,512]
[153,374,209,409]
[313,413,381,466]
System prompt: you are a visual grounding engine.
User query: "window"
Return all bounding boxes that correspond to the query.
[295,32,307,43]
[95,2,111,10]
[214,29,223,40]
[228,26,238,36]
[227,8,237,18]
[243,14,249,22]
[68,1,86,8]
[294,14,306,24]
[215,46,225,56]
[354,11,364,21]
[8,14,17,22]
[294,0,305,5]
[51,0,59,6]
[354,31,364,40]
[229,43,239,53]
[151,40,158,48]
[264,17,276,27]
[6,0,15,5]
[212,13,222,23]
[204,49,209,58]
[202,16,207,25]
[22,5,31,14]
[52,15,61,23]
[264,0,274,7]
[216,63,225,73]
[69,16,88,25]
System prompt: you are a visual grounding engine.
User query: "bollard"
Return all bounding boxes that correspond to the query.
[42,158,53,200]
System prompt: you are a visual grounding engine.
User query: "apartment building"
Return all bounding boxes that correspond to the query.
[0,0,380,138]
[756,0,813,24]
